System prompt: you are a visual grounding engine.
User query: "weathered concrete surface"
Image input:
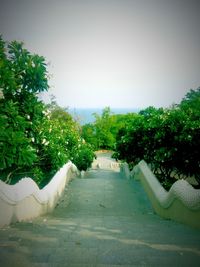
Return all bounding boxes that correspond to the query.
[0,154,200,266]
[133,160,200,229]
[92,151,120,171]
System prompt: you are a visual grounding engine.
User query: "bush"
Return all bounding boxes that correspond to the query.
[71,142,95,171]
[45,100,95,172]
[115,88,200,190]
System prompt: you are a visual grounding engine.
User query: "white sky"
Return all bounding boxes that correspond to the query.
[0,0,200,108]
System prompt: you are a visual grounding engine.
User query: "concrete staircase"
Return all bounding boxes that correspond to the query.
[0,154,200,266]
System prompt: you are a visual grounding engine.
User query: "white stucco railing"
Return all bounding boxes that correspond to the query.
[131,160,200,229]
[0,161,79,227]
[120,162,131,179]
[91,158,120,171]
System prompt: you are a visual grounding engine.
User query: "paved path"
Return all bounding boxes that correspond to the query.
[1,154,200,266]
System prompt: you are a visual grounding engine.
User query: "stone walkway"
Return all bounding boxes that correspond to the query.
[0,154,200,266]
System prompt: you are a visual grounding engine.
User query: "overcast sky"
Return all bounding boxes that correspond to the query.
[0,0,200,108]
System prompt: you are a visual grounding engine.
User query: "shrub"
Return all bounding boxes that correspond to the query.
[115,88,200,189]
[71,142,95,171]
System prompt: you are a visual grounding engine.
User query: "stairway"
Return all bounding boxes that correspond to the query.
[0,154,200,266]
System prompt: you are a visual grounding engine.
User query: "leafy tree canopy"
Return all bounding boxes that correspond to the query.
[0,36,95,185]
[115,87,200,189]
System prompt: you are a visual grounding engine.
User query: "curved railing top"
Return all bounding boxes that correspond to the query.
[0,161,78,205]
[133,160,200,211]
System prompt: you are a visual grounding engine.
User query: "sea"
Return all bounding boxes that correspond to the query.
[68,108,140,125]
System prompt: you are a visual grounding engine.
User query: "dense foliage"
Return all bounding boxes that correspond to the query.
[44,99,95,173]
[81,107,137,150]
[1,36,198,191]
[114,88,200,189]
[0,37,94,186]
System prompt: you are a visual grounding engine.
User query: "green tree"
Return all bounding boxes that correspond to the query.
[180,87,200,119]
[81,123,98,149]
[0,36,95,186]
[82,108,138,152]
[115,88,200,189]
[0,36,48,183]
[41,98,95,176]
[92,107,116,149]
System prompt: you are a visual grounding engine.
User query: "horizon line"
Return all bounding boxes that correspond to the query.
[67,107,142,110]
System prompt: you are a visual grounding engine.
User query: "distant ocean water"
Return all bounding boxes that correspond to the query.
[68,108,140,125]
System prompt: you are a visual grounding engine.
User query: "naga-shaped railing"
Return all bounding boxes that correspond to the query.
[0,162,78,227]
[132,160,200,229]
